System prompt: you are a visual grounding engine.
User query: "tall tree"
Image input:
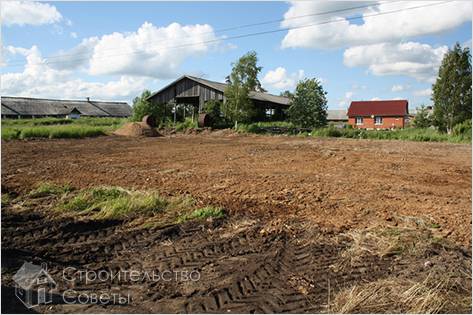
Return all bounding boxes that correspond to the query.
[413,105,432,128]
[223,51,265,126]
[280,90,294,99]
[131,90,159,122]
[287,78,328,128]
[432,42,472,133]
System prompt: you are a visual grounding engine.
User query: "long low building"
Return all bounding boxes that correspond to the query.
[1,96,132,119]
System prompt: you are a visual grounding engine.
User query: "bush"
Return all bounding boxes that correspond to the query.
[452,120,472,141]
[175,117,198,131]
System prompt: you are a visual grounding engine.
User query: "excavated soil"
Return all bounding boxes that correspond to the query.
[2,133,471,245]
[1,133,472,313]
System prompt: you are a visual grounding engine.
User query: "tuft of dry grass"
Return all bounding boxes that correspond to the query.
[332,225,448,272]
[331,270,470,314]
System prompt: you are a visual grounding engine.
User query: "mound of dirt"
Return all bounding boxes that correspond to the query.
[113,122,160,137]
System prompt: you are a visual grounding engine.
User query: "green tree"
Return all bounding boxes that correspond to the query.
[223,51,265,127]
[413,105,432,128]
[287,78,328,128]
[280,90,294,99]
[432,42,472,133]
[131,90,159,122]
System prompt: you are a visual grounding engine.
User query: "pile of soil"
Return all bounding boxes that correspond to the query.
[113,122,160,137]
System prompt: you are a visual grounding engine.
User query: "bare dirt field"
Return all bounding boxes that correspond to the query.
[2,133,472,313]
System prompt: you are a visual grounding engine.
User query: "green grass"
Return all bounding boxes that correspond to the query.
[29,182,73,198]
[56,186,225,223]
[237,121,297,134]
[1,117,127,140]
[177,206,225,223]
[2,125,110,140]
[311,127,469,143]
[1,193,12,206]
[174,117,198,131]
[57,187,169,219]
[234,121,470,143]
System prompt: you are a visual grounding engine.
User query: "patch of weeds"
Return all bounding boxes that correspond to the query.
[1,193,12,206]
[177,206,225,223]
[29,182,73,198]
[430,223,441,229]
[58,186,168,219]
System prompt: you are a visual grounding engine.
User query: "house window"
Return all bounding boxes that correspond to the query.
[374,116,383,125]
[355,117,363,125]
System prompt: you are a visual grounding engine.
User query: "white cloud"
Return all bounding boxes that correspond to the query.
[371,97,381,101]
[391,84,410,92]
[343,42,448,82]
[413,89,432,97]
[2,21,228,101]
[70,32,78,39]
[262,67,304,90]
[1,45,150,101]
[281,1,472,49]
[42,22,223,79]
[1,1,62,26]
[338,91,354,107]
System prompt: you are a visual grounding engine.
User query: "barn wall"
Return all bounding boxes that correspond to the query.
[150,78,224,112]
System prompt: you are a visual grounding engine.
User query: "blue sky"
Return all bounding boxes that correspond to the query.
[2,1,472,110]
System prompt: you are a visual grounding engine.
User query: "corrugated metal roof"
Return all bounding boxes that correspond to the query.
[1,96,131,117]
[327,109,348,121]
[149,75,290,106]
[348,100,408,117]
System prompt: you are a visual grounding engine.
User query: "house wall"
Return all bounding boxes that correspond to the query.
[348,116,405,129]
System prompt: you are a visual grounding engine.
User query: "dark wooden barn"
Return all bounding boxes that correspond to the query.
[147,75,290,120]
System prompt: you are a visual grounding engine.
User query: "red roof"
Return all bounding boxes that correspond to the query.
[348,100,409,117]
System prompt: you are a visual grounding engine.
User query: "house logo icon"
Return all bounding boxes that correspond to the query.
[13,262,57,309]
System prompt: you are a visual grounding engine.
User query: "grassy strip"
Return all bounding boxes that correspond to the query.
[1,117,127,140]
[56,186,225,222]
[1,117,126,127]
[312,126,471,143]
[236,121,471,143]
[2,125,110,140]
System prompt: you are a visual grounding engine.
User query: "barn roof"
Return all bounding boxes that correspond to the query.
[1,96,131,117]
[348,100,409,117]
[149,75,290,106]
[327,109,348,121]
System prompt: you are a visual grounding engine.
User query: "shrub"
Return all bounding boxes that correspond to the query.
[175,117,198,131]
[452,120,472,141]
[177,206,225,223]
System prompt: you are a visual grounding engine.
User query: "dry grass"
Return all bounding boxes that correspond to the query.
[332,225,447,272]
[331,270,471,314]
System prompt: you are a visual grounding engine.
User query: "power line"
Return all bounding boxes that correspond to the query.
[3,1,452,70]
[4,0,399,66]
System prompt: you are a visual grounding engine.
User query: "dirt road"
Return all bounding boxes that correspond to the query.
[2,134,471,245]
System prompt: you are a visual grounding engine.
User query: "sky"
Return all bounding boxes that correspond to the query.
[1,0,472,110]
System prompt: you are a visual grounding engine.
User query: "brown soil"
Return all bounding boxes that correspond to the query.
[113,122,160,137]
[1,133,471,313]
[1,201,471,313]
[2,133,471,245]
